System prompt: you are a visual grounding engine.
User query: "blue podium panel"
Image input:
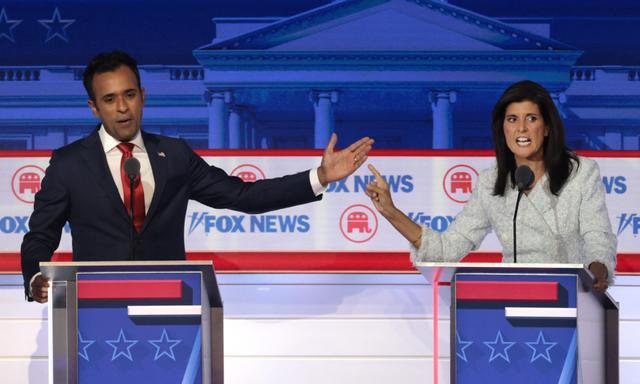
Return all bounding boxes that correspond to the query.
[76,272,203,384]
[454,273,578,384]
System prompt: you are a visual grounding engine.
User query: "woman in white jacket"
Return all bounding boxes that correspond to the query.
[365,80,616,292]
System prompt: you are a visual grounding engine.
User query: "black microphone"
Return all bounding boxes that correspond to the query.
[124,157,141,181]
[123,157,140,260]
[515,165,534,192]
[513,165,534,263]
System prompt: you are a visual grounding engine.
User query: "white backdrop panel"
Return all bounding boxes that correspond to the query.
[1,154,637,254]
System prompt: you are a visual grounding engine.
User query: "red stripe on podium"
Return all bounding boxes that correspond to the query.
[456,281,559,301]
[77,280,183,300]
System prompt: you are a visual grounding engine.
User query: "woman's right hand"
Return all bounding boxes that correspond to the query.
[365,164,396,218]
[365,163,423,248]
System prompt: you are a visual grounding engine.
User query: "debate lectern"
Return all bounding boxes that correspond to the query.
[416,262,618,384]
[40,260,223,384]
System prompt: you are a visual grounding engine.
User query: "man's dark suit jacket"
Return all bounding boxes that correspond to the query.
[21,128,321,296]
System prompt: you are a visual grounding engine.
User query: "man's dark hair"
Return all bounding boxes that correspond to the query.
[491,80,579,196]
[82,50,141,103]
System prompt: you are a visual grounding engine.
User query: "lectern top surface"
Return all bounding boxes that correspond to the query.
[415,262,585,269]
[41,260,213,267]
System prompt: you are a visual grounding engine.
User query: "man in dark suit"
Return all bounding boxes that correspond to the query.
[22,51,373,303]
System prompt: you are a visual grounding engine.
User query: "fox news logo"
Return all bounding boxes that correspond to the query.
[617,213,639,237]
[12,165,46,204]
[187,212,309,234]
[327,174,413,193]
[230,164,265,182]
[339,204,378,243]
[443,164,478,204]
[602,176,627,194]
[0,216,29,234]
[0,217,70,234]
[407,212,455,233]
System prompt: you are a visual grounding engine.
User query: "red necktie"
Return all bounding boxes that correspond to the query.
[117,143,145,232]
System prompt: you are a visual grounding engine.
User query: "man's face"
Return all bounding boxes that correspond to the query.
[88,65,144,142]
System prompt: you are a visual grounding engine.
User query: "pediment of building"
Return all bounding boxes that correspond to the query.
[198,0,575,52]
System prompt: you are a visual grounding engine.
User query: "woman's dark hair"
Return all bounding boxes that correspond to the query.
[82,50,141,103]
[491,80,578,196]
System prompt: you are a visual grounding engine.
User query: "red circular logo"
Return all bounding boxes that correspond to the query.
[442,164,479,204]
[339,204,378,243]
[231,164,266,182]
[12,165,46,204]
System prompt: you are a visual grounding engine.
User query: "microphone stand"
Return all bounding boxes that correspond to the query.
[513,191,524,263]
[128,174,136,260]
[512,165,534,264]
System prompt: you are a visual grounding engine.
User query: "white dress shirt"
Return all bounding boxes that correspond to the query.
[99,126,155,214]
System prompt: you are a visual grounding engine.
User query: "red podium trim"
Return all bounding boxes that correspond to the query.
[455,281,559,301]
[77,280,183,300]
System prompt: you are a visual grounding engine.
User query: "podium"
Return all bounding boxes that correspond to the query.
[416,262,618,384]
[40,260,223,384]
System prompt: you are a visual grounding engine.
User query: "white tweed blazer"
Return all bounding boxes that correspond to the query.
[411,156,617,275]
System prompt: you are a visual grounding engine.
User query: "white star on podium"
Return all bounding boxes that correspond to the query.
[106,329,139,361]
[484,330,516,363]
[526,331,557,363]
[78,332,95,361]
[149,328,182,361]
[456,331,473,362]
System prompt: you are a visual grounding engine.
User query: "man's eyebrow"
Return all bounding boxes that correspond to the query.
[100,89,137,98]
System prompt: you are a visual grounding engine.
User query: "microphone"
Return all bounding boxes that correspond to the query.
[123,157,140,260]
[124,157,140,181]
[513,165,534,263]
[515,165,534,192]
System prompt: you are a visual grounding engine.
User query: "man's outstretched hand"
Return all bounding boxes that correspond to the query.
[317,133,374,186]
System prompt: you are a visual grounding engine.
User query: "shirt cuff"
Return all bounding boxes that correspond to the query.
[28,272,42,298]
[310,167,327,196]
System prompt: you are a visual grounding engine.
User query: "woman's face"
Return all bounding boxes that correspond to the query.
[503,100,549,164]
